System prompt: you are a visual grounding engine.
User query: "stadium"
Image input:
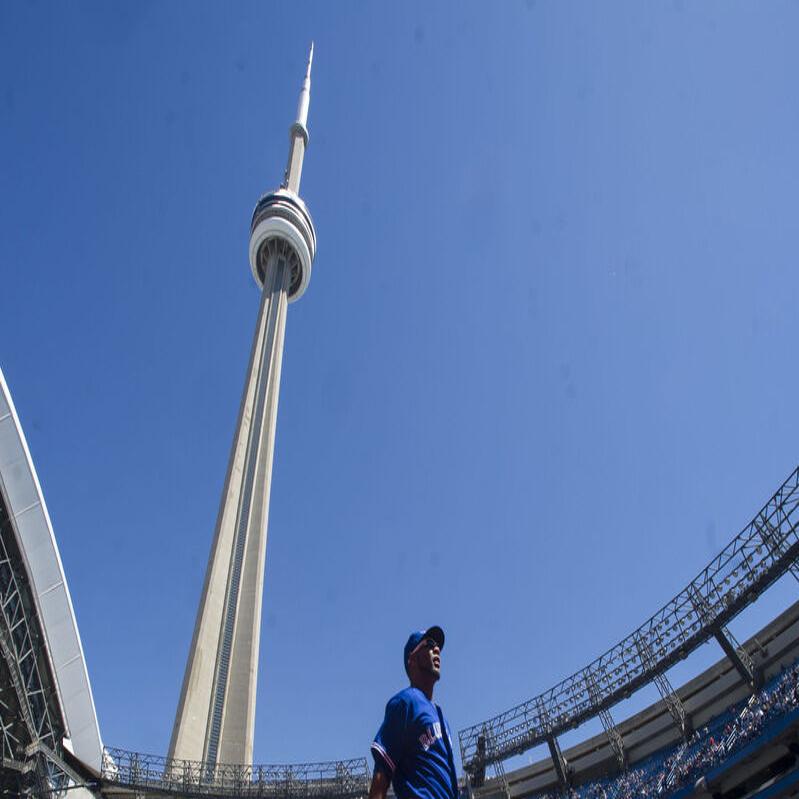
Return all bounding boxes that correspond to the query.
[1,364,798,798]
[3,9,798,799]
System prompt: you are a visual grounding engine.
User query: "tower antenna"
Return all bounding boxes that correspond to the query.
[284,42,314,193]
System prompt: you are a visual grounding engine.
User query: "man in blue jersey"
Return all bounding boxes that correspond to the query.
[369,626,459,799]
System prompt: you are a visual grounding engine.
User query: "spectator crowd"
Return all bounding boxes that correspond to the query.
[533,660,799,799]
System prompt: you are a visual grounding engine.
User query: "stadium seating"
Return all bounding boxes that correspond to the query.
[532,661,799,799]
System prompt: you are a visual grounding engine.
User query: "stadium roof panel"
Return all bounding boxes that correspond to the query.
[0,368,103,772]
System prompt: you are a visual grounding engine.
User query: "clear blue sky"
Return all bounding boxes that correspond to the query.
[1,0,798,772]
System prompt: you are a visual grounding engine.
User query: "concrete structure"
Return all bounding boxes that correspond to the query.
[168,47,318,768]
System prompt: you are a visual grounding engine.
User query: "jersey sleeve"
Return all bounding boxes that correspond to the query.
[371,695,409,776]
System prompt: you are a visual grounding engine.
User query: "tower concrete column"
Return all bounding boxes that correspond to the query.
[168,45,317,767]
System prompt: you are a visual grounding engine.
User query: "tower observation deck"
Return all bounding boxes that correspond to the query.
[168,46,318,768]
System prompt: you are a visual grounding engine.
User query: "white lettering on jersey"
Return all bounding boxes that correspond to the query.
[419,721,443,751]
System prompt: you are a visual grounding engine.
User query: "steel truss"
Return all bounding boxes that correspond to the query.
[757,510,799,584]
[687,584,758,688]
[634,633,689,738]
[459,466,799,775]
[584,671,625,769]
[0,488,67,798]
[101,748,370,799]
[26,739,92,798]
[464,728,510,798]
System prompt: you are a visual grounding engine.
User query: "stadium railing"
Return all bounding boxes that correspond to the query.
[100,749,370,798]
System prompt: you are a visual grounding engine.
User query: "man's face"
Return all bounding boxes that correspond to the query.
[410,637,441,681]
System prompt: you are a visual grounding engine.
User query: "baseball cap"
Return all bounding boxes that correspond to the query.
[404,626,445,673]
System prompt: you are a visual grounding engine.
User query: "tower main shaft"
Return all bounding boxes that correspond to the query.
[169,47,317,767]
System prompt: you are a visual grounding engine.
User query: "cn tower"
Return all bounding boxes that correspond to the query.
[168,46,318,767]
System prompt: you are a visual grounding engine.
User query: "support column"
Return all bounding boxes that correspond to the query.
[546,736,569,791]
[688,585,759,690]
[536,698,569,790]
[713,628,760,689]
[584,671,626,769]
[470,728,510,798]
[492,756,510,799]
[634,633,691,739]
[470,734,486,789]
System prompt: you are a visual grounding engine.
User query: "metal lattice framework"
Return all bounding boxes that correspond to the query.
[584,670,624,769]
[101,748,370,799]
[459,466,799,774]
[0,491,64,764]
[0,486,75,798]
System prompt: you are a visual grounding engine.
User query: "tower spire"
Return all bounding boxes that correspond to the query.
[296,41,313,130]
[284,42,314,194]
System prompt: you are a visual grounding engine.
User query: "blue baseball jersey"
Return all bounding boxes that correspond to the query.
[371,687,458,799]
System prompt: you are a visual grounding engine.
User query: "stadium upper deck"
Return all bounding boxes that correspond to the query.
[459,466,799,780]
[480,599,799,799]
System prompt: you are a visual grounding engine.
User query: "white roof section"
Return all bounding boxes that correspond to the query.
[0,368,103,772]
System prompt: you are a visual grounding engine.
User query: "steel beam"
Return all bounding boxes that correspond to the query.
[492,756,510,799]
[536,698,569,790]
[584,671,625,769]
[634,634,690,739]
[467,729,509,797]
[469,733,487,788]
[712,628,760,689]
[546,736,569,791]
[688,584,758,689]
